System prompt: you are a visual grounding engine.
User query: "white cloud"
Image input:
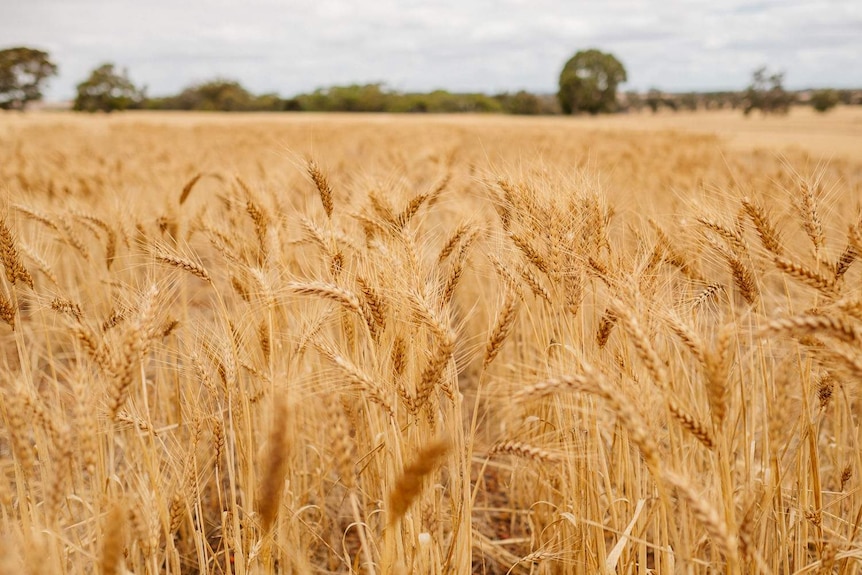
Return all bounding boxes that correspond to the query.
[2,0,860,100]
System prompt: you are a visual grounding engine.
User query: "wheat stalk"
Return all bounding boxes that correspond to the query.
[179,172,203,205]
[774,257,837,295]
[0,292,16,330]
[798,179,825,258]
[509,232,549,276]
[315,341,395,417]
[665,472,739,564]
[100,503,126,575]
[0,217,34,289]
[484,290,519,369]
[438,223,470,263]
[287,281,364,318]
[762,314,862,345]
[741,197,783,256]
[154,251,212,282]
[308,160,334,218]
[258,396,291,533]
[387,437,450,525]
[490,440,561,462]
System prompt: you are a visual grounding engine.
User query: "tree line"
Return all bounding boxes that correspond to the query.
[1,46,857,115]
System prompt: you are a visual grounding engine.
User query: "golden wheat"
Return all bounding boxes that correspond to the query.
[2,111,861,575]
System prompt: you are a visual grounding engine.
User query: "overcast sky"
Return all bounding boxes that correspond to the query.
[4,0,861,101]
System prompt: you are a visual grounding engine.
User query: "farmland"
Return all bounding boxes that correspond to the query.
[1,109,862,574]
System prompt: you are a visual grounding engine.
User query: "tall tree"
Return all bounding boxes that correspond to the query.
[74,63,145,112]
[743,67,793,116]
[558,49,627,115]
[0,47,58,110]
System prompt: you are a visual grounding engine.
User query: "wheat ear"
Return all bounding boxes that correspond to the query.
[154,251,212,282]
[388,437,450,525]
[0,217,34,289]
[179,172,203,205]
[484,289,519,369]
[258,396,291,533]
[308,160,334,218]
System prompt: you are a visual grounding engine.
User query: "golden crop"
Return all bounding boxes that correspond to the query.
[1,110,861,574]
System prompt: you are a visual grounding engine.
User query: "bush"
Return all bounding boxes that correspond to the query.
[810,89,839,113]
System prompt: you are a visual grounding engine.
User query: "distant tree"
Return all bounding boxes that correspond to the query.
[744,67,793,116]
[329,84,389,112]
[558,49,627,115]
[536,94,562,115]
[622,91,643,113]
[497,90,541,115]
[189,80,253,111]
[74,63,144,112]
[0,47,58,110]
[146,81,289,111]
[810,89,839,113]
[281,97,302,111]
[295,84,388,112]
[679,92,700,111]
[702,92,739,110]
[835,89,861,106]
[645,89,664,113]
[252,92,288,111]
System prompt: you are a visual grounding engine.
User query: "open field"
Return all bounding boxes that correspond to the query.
[555,106,862,161]
[1,111,862,574]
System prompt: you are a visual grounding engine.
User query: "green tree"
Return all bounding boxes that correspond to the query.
[645,89,664,113]
[146,81,289,111]
[0,47,58,110]
[558,49,627,115]
[810,89,839,113]
[74,63,144,112]
[156,80,253,111]
[497,90,541,115]
[743,67,793,116]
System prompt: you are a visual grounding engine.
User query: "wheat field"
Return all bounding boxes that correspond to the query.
[1,111,862,574]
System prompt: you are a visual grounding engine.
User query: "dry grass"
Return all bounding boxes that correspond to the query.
[1,110,862,574]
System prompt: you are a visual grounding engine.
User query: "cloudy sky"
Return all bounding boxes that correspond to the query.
[4,0,861,101]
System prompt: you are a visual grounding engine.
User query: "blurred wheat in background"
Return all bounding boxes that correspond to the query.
[1,112,862,574]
